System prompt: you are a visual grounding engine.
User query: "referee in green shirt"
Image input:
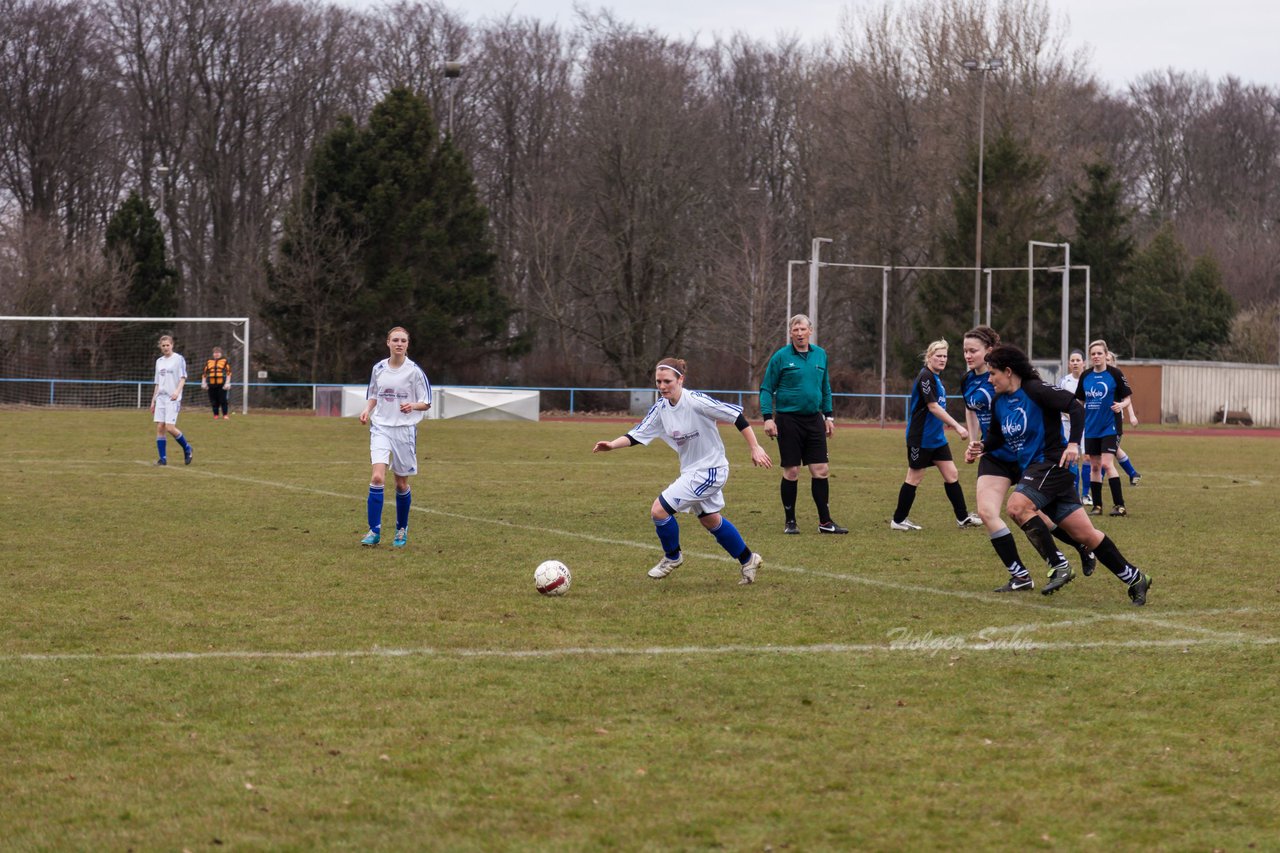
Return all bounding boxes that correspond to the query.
[760,314,848,534]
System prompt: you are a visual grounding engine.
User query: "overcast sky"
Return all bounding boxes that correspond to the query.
[438,0,1279,90]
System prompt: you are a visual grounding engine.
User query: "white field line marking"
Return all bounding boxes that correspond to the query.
[150,465,1256,642]
[5,635,1278,665]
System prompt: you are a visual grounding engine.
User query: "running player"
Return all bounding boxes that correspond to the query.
[593,357,772,584]
[149,334,193,466]
[1106,349,1142,485]
[962,329,1092,591]
[973,344,1152,605]
[891,340,977,531]
[358,327,432,548]
[1077,340,1132,516]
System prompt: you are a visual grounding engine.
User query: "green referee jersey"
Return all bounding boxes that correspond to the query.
[759,343,833,418]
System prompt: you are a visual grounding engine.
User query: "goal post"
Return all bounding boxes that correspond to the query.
[0,316,251,413]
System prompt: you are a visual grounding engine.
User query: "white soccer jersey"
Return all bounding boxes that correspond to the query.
[154,353,187,399]
[1059,373,1080,436]
[628,390,743,473]
[367,358,432,427]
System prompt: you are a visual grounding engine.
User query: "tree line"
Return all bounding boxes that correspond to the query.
[1,0,1275,400]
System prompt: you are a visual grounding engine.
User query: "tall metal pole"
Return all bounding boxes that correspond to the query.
[1060,242,1071,373]
[973,72,987,329]
[444,61,462,137]
[808,237,831,344]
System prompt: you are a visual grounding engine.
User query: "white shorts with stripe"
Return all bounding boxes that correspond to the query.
[660,466,727,516]
[153,397,181,424]
[370,423,419,477]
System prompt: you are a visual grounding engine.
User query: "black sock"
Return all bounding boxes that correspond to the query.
[1019,516,1059,564]
[1094,535,1140,584]
[1052,525,1091,556]
[943,481,969,521]
[1091,481,1103,509]
[1108,476,1125,508]
[991,531,1028,577]
[780,478,798,523]
[893,483,917,524]
[811,477,831,523]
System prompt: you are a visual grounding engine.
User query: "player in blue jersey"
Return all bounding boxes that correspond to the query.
[972,344,1152,605]
[358,327,432,548]
[962,328,1093,591]
[890,340,976,531]
[594,357,773,584]
[1076,340,1132,516]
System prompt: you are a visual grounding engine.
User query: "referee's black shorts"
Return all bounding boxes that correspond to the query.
[774,411,829,468]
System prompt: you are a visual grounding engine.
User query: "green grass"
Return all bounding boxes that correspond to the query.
[1,409,1278,850]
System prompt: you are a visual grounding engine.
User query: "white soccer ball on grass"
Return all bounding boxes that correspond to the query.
[534,560,572,596]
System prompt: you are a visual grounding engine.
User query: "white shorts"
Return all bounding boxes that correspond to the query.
[153,396,181,424]
[370,423,419,476]
[660,466,727,517]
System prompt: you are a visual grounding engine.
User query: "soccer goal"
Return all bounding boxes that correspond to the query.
[0,316,250,412]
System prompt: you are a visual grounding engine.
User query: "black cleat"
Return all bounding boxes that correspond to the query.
[1081,551,1097,577]
[1042,562,1075,596]
[1109,505,1127,517]
[783,520,800,535]
[154,458,167,466]
[184,446,194,465]
[818,520,848,534]
[1089,505,1104,516]
[1127,572,1152,606]
[995,577,1034,592]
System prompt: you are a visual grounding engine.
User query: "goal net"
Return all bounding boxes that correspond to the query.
[0,316,250,411]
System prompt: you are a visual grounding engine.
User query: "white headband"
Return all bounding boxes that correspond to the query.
[657,364,683,377]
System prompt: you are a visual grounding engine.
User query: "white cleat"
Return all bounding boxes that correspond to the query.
[890,518,923,531]
[957,513,983,528]
[648,554,684,579]
[738,552,763,585]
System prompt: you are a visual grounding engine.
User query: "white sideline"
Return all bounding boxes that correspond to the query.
[6,634,1278,664]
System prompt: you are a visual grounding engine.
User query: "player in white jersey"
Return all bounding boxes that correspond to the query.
[358,327,432,548]
[149,334,194,466]
[593,357,773,584]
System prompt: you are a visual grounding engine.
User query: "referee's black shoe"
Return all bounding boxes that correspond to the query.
[818,520,848,534]
[783,520,800,535]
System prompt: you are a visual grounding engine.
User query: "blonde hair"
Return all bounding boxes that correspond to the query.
[387,326,409,340]
[922,339,948,363]
[656,357,687,377]
[1088,339,1107,354]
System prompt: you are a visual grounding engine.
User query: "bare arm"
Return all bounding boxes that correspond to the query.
[738,424,773,469]
[593,435,632,453]
[928,401,969,440]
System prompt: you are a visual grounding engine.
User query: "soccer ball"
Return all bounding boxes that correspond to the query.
[534,560,572,596]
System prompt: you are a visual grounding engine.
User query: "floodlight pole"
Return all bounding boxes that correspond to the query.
[785,260,806,342]
[963,58,1002,327]
[809,237,831,343]
[444,61,463,137]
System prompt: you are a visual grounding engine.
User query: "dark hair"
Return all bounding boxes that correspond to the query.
[656,357,687,378]
[985,344,1040,382]
[963,325,1001,349]
[1069,348,1085,360]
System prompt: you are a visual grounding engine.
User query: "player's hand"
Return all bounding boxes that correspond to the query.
[592,440,613,453]
[170,392,179,401]
[399,401,415,413]
[762,418,777,438]
[824,418,834,438]
[359,410,369,425]
[955,424,969,441]
[1059,442,1080,467]
[1129,413,1139,427]
[750,446,773,469]
[1110,402,1124,413]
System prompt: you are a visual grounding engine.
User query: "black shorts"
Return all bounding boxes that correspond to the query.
[978,455,1021,482]
[775,412,829,468]
[1014,462,1082,524]
[1085,435,1120,457]
[907,443,952,470]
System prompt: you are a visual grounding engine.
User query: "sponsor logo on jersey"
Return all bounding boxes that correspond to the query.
[669,429,700,446]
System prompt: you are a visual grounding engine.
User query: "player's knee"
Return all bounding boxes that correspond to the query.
[809,463,829,478]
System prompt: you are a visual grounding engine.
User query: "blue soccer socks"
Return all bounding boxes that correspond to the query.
[367,484,385,534]
[395,488,411,531]
[653,514,681,558]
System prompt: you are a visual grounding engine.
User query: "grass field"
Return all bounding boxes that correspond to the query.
[2,409,1278,850]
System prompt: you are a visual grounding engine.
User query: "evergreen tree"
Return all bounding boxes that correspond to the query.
[1113,225,1234,358]
[105,192,178,317]
[912,132,1061,364]
[266,88,523,383]
[1070,161,1134,346]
